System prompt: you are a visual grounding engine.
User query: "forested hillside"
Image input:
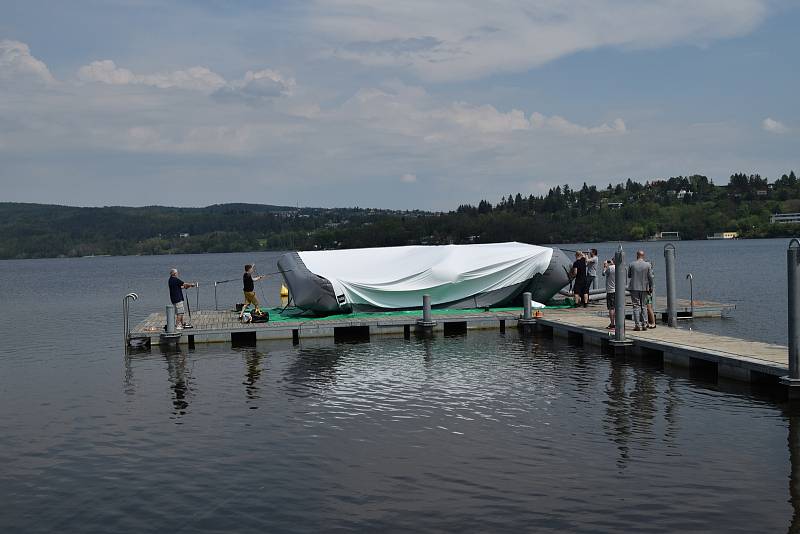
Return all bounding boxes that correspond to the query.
[2,172,798,259]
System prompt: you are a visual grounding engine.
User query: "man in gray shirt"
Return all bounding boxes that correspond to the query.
[602,258,616,329]
[627,250,654,331]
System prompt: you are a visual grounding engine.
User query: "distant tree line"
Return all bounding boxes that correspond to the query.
[1,171,798,259]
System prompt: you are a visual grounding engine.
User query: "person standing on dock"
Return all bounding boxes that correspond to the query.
[627,250,654,331]
[570,251,588,307]
[168,268,196,329]
[242,264,266,317]
[603,258,616,329]
[585,248,599,301]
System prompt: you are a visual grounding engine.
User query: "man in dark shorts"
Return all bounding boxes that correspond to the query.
[570,251,588,307]
[168,268,196,329]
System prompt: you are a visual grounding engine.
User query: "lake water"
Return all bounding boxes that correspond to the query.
[0,239,796,532]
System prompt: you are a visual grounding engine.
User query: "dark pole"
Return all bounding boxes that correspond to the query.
[789,239,800,380]
[664,243,677,327]
[614,244,626,342]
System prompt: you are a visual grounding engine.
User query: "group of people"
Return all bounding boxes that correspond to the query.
[570,249,656,332]
[167,264,266,328]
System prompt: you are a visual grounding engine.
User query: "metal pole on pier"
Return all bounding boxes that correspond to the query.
[416,294,437,330]
[789,239,800,380]
[614,245,626,342]
[166,304,176,334]
[664,243,677,327]
[782,239,800,397]
[522,292,533,321]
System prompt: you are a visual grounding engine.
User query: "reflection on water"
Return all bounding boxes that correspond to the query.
[3,329,798,533]
[239,347,264,405]
[283,345,343,397]
[790,413,800,534]
[163,348,193,418]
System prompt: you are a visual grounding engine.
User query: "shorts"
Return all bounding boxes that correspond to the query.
[174,300,185,314]
[645,293,653,305]
[244,291,260,307]
[574,279,588,295]
[606,292,616,309]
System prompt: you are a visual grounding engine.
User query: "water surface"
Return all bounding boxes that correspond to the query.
[0,240,796,532]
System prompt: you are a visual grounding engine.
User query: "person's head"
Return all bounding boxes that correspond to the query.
[607,258,614,265]
[591,248,598,257]
[170,268,178,277]
[245,264,253,273]
[575,251,582,259]
[636,250,645,259]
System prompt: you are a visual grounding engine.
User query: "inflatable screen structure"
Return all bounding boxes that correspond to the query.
[277,242,571,315]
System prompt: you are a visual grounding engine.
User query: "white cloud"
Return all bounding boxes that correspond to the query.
[213,69,296,103]
[313,0,769,81]
[0,40,55,83]
[78,60,228,92]
[531,113,627,135]
[338,84,625,140]
[77,60,295,101]
[762,117,788,134]
[400,173,417,183]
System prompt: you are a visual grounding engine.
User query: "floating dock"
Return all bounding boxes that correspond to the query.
[127,297,794,388]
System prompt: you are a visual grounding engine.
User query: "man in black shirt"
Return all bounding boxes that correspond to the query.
[570,251,588,308]
[242,264,266,317]
[168,268,196,328]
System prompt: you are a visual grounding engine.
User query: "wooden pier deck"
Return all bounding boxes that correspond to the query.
[129,297,789,386]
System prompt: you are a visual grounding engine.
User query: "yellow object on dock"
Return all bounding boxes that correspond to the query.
[280,284,289,297]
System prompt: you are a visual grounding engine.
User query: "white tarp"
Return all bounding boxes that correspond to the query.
[298,242,553,309]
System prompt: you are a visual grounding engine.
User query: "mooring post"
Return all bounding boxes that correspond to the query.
[518,291,536,330]
[664,243,677,327]
[782,239,800,396]
[423,294,432,323]
[523,292,533,320]
[166,304,176,334]
[614,244,626,343]
[416,294,437,330]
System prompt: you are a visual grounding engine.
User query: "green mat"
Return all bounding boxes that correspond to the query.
[263,304,573,323]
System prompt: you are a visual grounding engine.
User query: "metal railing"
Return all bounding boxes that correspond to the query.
[123,292,138,343]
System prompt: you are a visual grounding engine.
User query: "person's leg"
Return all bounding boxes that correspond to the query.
[639,291,647,329]
[607,292,616,327]
[584,276,594,307]
[631,291,642,329]
[175,300,186,327]
[244,291,260,310]
[646,298,655,327]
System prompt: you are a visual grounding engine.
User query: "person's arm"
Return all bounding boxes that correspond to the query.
[182,282,196,288]
[648,267,654,293]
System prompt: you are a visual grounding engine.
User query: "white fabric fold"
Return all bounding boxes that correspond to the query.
[298,242,552,309]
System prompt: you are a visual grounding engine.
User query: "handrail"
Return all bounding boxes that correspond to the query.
[123,292,138,344]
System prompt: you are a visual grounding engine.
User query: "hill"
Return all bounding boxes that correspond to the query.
[1,171,799,259]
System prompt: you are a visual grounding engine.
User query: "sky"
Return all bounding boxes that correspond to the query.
[1,0,798,211]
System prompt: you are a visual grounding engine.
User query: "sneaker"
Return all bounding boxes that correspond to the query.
[648,324,656,329]
[183,324,193,329]
[175,324,183,330]
[633,326,641,331]
[607,324,615,329]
